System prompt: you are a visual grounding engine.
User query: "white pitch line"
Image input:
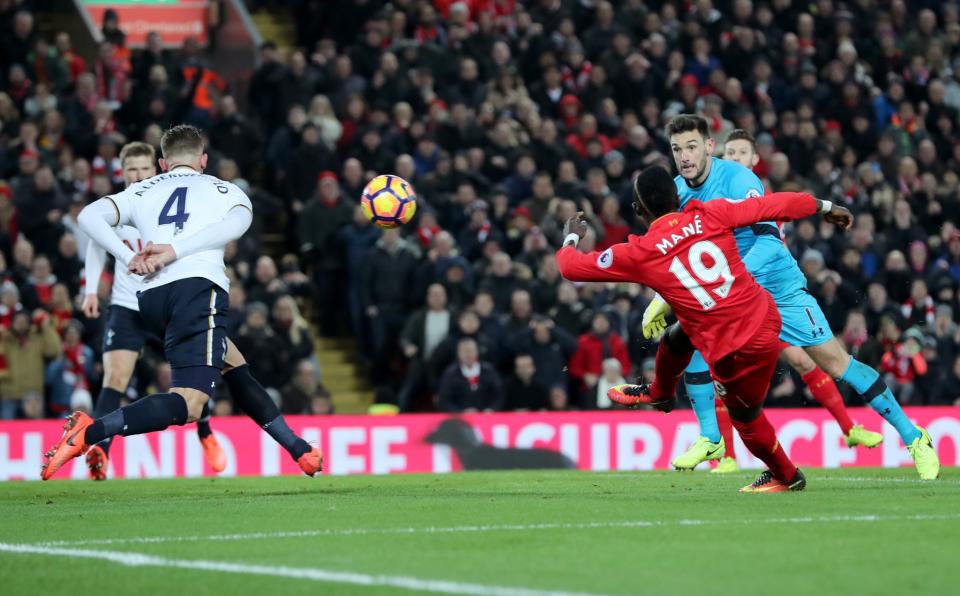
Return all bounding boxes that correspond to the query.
[30,513,960,549]
[810,476,960,485]
[606,473,960,485]
[0,542,596,596]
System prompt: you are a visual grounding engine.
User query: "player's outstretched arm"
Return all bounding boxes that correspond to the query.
[709,193,853,231]
[555,212,643,284]
[131,206,253,275]
[172,204,252,259]
[77,199,136,267]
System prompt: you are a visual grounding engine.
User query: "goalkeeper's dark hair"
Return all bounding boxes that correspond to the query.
[633,165,679,220]
[725,129,757,151]
[664,114,710,140]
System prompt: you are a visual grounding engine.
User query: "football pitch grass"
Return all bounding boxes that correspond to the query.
[1,468,958,596]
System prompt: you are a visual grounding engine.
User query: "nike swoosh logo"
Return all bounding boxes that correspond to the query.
[705,446,721,457]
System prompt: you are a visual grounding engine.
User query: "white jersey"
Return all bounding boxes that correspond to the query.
[107,169,252,292]
[109,225,145,311]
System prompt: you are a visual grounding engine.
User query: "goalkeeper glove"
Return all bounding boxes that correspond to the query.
[642,294,669,340]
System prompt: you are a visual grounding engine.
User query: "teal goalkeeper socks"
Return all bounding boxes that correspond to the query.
[839,358,921,445]
[687,379,721,443]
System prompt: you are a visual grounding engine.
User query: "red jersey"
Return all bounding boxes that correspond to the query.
[556,192,818,364]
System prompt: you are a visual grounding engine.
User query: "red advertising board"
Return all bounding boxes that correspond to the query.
[81,1,209,47]
[1,408,957,481]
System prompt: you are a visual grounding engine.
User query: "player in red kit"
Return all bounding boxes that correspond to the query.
[556,166,853,492]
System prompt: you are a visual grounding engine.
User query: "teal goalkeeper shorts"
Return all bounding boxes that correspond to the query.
[772,286,833,348]
[684,287,831,377]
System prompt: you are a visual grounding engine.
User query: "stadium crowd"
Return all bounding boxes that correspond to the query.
[2,0,960,419]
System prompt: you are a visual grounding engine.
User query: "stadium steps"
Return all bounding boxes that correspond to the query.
[35,2,97,58]
[260,233,288,257]
[314,333,375,414]
[251,9,297,51]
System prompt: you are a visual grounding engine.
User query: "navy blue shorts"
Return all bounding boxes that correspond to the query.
[102,305,154,353]
[137,277,230,375]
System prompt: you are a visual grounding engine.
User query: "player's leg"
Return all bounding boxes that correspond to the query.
[85,348,137,479]
[683,352,721,442]
[671,350,726,470]
[194,397,226,472]
[782,343,883,448]
[718,303,804,492]
[43,281,227,480]
[221,338,320,474]
[777,292,887,450]
[804,338,939,479]
[610,324,726,470]
[607,322,692,407]
[86,305,148,479]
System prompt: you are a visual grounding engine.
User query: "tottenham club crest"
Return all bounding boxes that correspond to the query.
[106,328,115,347]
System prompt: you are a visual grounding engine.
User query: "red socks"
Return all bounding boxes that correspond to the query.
[730,412,798,482]
[715,400,737,459]
[651,340,692,400]
[802,367,854,434]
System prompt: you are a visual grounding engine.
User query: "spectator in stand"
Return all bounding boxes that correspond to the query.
[0,310,62,419]
[549,281,593,336]
[479,252,525,313]
[246,256,286,308]
[280,360,330,415]
[360,228,419,381]
[21,254,57,310]
[14,164,67,254]
[45,320,94,415]
[340,205,381,354]
[506,315,577,393]
[504,353,549,411]
[438,337,504,413]
[881,328,929,404]
[298,171,354,336]
[593,358,628,410]
[286,123,336,213]
[568,312,631,408]
[272,295,316,367]
[234,302,288,392]
[934,355,960,406]
[398,283,452,410]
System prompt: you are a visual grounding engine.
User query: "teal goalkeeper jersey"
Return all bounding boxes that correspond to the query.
[675,157,807,298]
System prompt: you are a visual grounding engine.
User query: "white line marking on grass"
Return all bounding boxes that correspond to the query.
[0,542,596,596]
[810,476,960,485]
[31,514,960,548]
[606,473,960,485]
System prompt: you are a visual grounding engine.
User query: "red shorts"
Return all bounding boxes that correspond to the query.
[710,300,781,409]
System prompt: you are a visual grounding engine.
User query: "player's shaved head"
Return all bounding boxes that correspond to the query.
[159,124,207,172]
[633,165,679,222]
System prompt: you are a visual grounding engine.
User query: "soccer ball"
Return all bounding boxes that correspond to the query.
[360,174,417,229]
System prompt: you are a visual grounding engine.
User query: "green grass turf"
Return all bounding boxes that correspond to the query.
[0,468,957,596]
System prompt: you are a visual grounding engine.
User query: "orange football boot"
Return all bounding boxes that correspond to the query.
[607,384,676,412]
[739,469,807,493]
[199,435,227,473]
[85,444,108,481]
[297,447,323,477]
[42,411,93,480]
